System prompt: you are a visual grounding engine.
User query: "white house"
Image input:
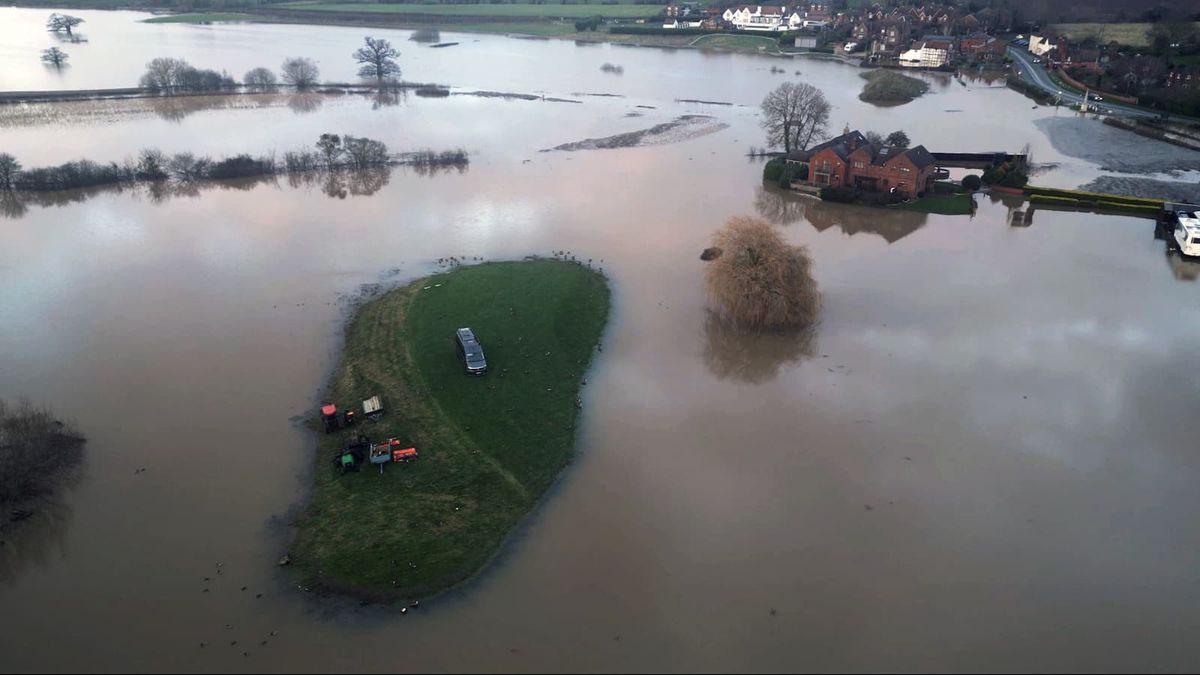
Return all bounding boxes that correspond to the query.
[1028,35,1058,57]
[899,39,952,68]
[722,5,804,32]
[663,18,704,29]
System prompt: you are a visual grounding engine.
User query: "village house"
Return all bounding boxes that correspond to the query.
[899,36,955,68]
[1028,34,1060,58]
[958,32,1005,62]
[789,129,937,200]
[722,5,804,32]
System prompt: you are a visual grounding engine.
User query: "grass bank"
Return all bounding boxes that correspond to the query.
[690,34,782,54]
[893,191,974,215]
[293,259,611,601]
[143,12,256,24]
[859,69,930,105]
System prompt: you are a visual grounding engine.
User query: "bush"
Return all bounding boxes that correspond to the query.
[705,216,820,330]
[208,154,274,180]
[409,28,441,43]
[999,169,1028,188]
[762,157,785,182]
[819,186,858,203]
[962,174,982,191]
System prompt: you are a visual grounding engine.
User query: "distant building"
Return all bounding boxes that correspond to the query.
[899,37,954,68]
[1028,34,1059,57]
[722,5,803,32]
[789,129,937,200]
[794,32,825,50]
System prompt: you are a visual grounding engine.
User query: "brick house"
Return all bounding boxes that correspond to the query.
[958,32,1005,62]
[789,130,937,199]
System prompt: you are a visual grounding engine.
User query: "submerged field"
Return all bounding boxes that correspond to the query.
[293,259,610,600]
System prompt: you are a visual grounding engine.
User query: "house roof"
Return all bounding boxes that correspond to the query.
[794,131,935,171]
[794,130,868,162]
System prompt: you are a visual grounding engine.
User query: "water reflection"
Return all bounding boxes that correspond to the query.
[754,186,927,243]
[1167,253,1200,282]
[368,87,406,110]
[287,92,324,115]
[0,163,463,218]
[702,312,817,383]
[0,492,76,587]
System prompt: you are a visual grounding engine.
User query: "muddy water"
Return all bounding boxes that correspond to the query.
[4,8,1200,673]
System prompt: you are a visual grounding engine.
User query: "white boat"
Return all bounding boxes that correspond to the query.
[1175,211,1200,258]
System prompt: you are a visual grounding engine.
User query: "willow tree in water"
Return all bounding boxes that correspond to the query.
[704,216,820,330]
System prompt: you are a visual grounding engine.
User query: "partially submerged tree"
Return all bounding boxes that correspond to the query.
[0,154,21,191]
[704,216,820,330]
[46,13,84,37]
[342,136,390,169]
[243,67,277,91]
[281,57,320,90]
[139,57,191,93]
[353,36,401,83]
[316,134,343,170]
[760,81,830,155]
[41,47,69,68]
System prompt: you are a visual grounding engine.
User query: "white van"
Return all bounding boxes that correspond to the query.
[1175,211,1200,258]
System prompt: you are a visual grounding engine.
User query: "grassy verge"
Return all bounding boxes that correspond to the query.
[143,12,256,23]
[1023,185,1164,207]
[279,1,662,19]
[892,191,974,215]
[859,69,930,105]
[293,259,610,601]
[690,34,782,54]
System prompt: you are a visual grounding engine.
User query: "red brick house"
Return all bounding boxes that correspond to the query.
[790,130,937,199]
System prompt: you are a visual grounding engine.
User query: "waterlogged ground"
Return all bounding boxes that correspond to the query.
[3,7,1200,673]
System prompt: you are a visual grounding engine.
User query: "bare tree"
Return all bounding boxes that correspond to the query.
[0,154,21,191]
[316,134,343,170]
[864,130,885,147]
[760,81,830,155]
[46,13,84,37]
[281,57,320,90]
[40,47,69,68]
[353,37,401,83]
[139,57,191,93]
[704,216,820,330]
[243,67,277,91]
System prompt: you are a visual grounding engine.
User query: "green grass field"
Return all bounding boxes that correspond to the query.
[280,1,662,19]
[293,260,610,600]
[893,191,974,215]
[690,34,781,54]
[143,13,257,24]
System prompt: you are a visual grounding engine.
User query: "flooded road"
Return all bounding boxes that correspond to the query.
[3,8,1200,673]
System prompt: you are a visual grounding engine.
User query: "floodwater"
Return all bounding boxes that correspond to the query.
[3,8,1200,673]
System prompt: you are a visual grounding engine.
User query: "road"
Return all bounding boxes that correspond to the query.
[1006,46,1162,119]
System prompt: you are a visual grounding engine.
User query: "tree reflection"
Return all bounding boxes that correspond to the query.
[0,191,29,218]
[702,312,817,383]
[369,86,406,110]
[287,92,324,115]
[347,166,391,195]
[0,468,81,587]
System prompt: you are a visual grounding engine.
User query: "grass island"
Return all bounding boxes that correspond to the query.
[293,259,610,601]
[858,69,930,105]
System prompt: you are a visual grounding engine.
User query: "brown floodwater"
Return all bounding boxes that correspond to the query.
[3,8,1200,673]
